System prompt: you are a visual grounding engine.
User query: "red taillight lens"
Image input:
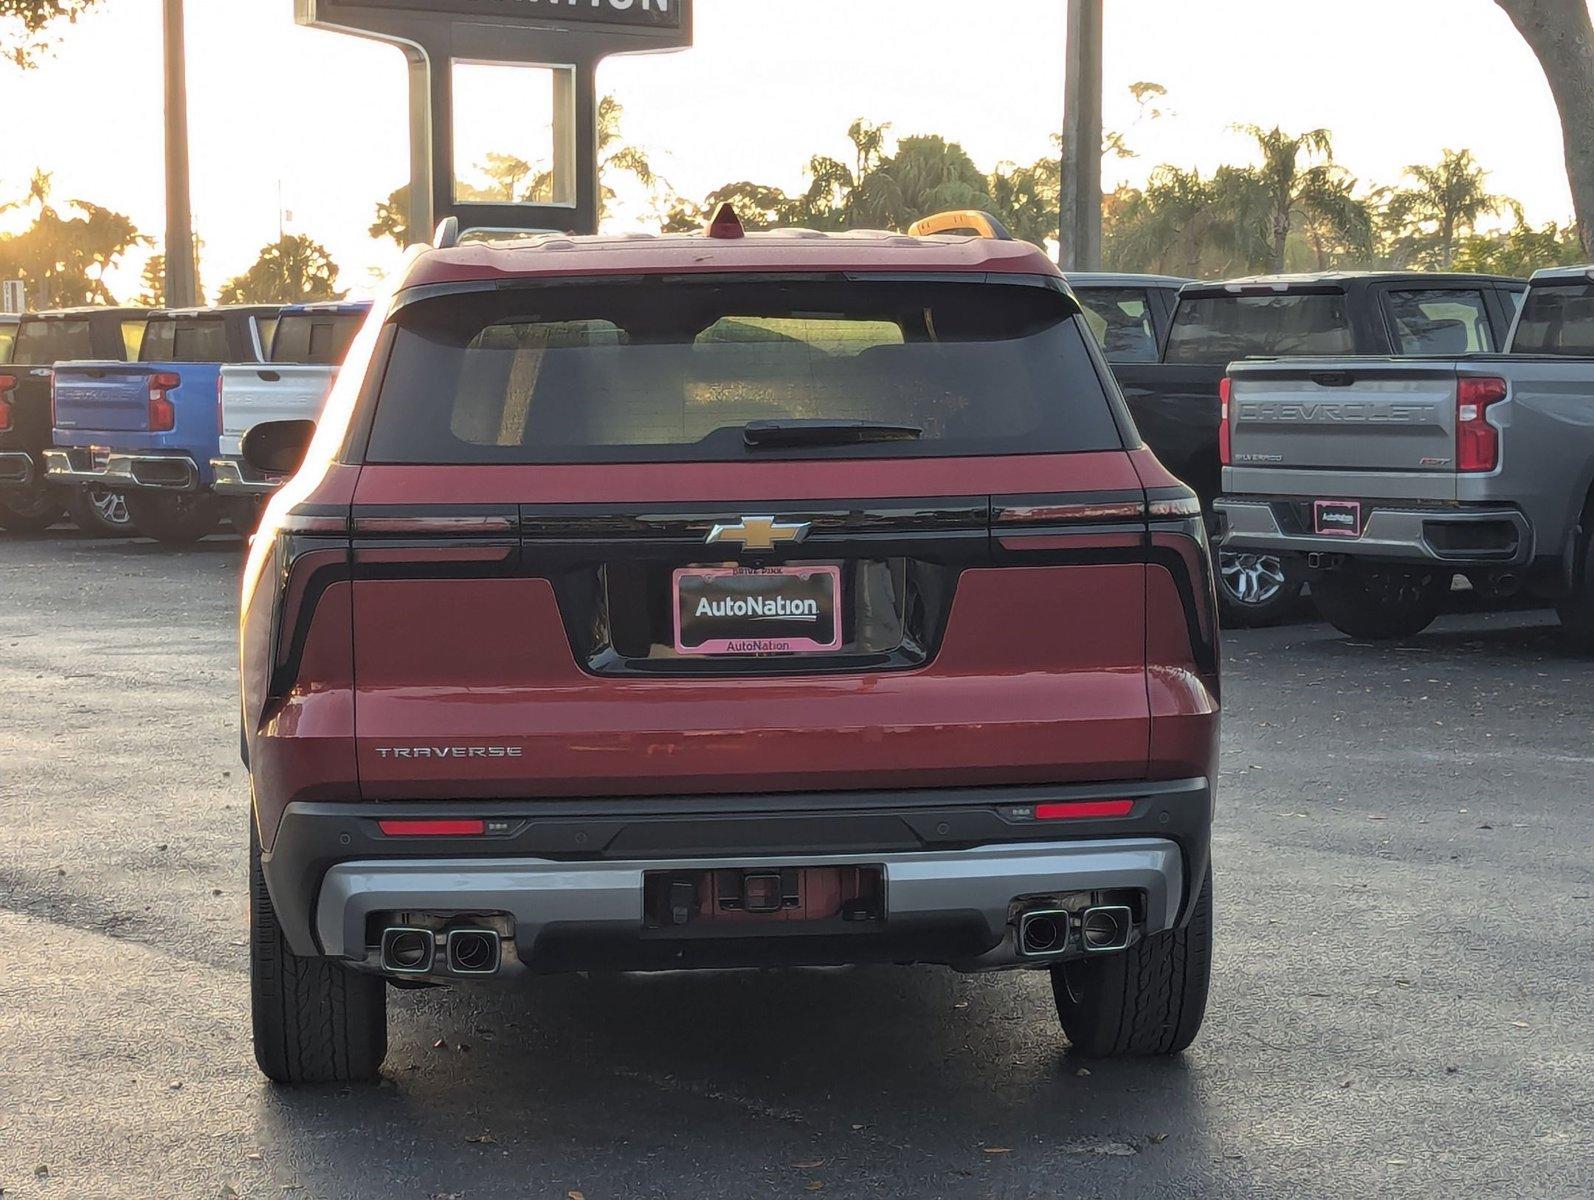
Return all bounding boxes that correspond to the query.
[378,819,487,837]
[1456,376,1506,472]
[1218,377,1233,467]
[0,374,14,432]
[148,371,180,432]
[1035,799,1135,820]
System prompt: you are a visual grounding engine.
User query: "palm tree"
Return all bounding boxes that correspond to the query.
[1384,149,1502,268]
[1233,125,1372,273]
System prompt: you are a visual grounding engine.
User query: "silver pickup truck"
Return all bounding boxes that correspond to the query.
[1215,265,1594,647]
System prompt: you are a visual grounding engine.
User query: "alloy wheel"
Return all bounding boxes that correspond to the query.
[88,487,132,527]
[1219,551,1287,606]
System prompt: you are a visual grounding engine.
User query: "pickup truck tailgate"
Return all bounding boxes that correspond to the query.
[218,363,337,456]
[1227,359,1463,501]
[52,363,156,433]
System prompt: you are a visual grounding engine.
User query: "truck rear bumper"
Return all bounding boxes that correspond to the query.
[44,447,200,492]
[260,779,1211,971]
[1217,497,1533,567]
[0,451,36,488]
[210,457,280,496]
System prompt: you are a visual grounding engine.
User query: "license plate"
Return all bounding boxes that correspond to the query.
[1314,499,1363,537]
[673,565,842,655]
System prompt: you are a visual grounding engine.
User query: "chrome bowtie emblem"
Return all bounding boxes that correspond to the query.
[706,516,811,552]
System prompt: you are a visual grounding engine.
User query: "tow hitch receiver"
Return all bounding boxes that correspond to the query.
[645,866,883,929]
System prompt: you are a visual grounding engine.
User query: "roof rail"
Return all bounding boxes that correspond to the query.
[433,216,461,249]
[907,210,1013,240]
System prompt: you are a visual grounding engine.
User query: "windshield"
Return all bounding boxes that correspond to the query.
[1511,283,1594,355]
[1165,292,1355,364]
[1075,288,1159,362]
[139,318,230,363]
[12,318,92,364]
[363,279,1123,464]
[270,312,365,365]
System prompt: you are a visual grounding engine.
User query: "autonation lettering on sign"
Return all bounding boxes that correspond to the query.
[357,0,680,28]
[696,595,821,622]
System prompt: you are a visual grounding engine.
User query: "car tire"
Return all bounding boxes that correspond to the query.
[0,485,67,533]
[1050,869,1212,1057]
[1311,568,1446,640]
[67,486,137,537]
[1556,518,1594,654]
[1216,550,1303,628]
[250,816,387,1085]
[121,492,222,544]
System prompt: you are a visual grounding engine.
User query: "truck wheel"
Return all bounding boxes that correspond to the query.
[121,492,222,544]
[68,486,136,537]
[0,485,67,533]
[1050,869,1212,1057]
[1556,523,1594,653]
[250,817,387,1084]
[1311,569,1446,640]
[1217,551,1303,628]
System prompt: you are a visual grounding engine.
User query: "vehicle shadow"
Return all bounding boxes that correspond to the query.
[253,966,1222,1198]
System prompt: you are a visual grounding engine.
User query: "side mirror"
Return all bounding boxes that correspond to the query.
[241,419,316,478]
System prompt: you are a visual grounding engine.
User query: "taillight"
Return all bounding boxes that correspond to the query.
[1218,376,1233,467]
[1457,376,1507,472]
[0,374,15,432]
[1036,799,1135,820]
[148,371,180,432]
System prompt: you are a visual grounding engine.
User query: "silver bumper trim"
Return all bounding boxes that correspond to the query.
[43,448,199,492]
[0,451,35,487]
[315,838,1184,963]
[210,457,280,496]
[1216,498,1532,566]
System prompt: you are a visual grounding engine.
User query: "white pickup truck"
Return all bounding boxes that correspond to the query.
[211,301,370,504]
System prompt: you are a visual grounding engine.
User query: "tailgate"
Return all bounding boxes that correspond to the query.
[52,363,156,433]
[1227,359,1461,500]
[219,363,337,451]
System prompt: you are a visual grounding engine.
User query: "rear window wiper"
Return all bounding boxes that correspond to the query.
[743,419,925,449]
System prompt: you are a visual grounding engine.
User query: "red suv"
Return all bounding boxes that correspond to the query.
[240,209,1220,1084]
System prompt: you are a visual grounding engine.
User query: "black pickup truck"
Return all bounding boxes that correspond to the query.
[1110,271,1526,623]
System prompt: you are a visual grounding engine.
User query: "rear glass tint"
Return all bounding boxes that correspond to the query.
[1386,289,1493,354]
[0,322,15,364]
[1074,288,1158,362]
[364,279,1123,464]
[1511,283,1594,355]
[140,317,230,363]
[13,318,92,364]
[1165,292,1354,363]
[271,313,365,365]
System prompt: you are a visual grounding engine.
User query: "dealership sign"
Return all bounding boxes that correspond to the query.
[346,0,681,28]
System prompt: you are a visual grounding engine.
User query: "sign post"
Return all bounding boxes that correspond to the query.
[296,0,693,240]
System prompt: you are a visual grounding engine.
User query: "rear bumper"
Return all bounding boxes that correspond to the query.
[0,451,37,488]
[210,456,280,496]
[1216,497,1533,567]
[259,778,1212,969]
[43,447,200,492]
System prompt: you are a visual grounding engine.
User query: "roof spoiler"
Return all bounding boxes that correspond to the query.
[907,210,1013,240]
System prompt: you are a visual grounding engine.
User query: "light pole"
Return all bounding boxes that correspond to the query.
[1059,0,1103,271]
[162,0,198,307]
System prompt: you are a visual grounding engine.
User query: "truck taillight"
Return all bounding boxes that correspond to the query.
[148,371,181,432]
[1218,377,1233,466]
[1457,376,1507,472]
[0,374,15,432]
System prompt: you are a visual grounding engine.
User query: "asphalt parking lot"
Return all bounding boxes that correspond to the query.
[1,528,1591,1200]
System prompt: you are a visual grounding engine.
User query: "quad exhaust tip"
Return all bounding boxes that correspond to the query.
[446,928,502,975]
[380,927,435,974]
[1080,905,1134,953]
[1017,908,1072,959]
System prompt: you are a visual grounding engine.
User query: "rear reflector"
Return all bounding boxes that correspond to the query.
[378,819,487,837]
[1034,799,1135,820]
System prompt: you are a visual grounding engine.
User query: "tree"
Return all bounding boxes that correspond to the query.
[1453,214,1584,276]
[1496,0,1594,257]
[216,235,346,305]
[1232,125,1372,273]
[1,0,104,68]
[850,135,992,231]
[1383,149,1502,268]
[0,169,147,306]
[370,183,409,248]
[990,136,1062,248]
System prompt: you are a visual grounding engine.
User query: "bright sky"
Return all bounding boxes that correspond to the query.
[0,0,1578,301]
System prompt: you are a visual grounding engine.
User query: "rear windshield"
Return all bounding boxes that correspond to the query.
[363,279,1123,464]
[139,317,230,363]
[0,322,14,364]
[1165,292,1355,364]
[13,318,92,364]
[1075,288,1158,362]
[1511,283,1594,355]
[270,312,364,365]
[1386,288,1495,354]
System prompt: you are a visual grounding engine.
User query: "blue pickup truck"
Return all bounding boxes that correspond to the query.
[44,305,278,542]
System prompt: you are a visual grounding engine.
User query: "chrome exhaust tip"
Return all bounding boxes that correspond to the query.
[446,928,502,976]
[1080,905,1133,953]
[1016,908,1072,959]
[380,927,436,974]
